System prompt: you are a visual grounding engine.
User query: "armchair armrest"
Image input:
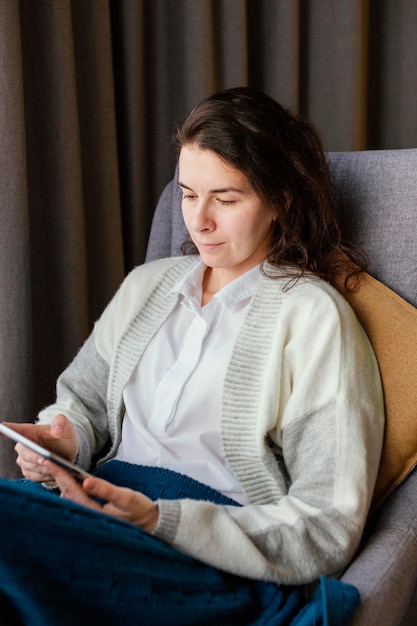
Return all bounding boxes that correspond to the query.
[341,468,417,626]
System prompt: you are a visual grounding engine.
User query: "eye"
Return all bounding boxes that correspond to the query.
[181,193,197,201]
[177,185,197,201]
[216,198,235,206]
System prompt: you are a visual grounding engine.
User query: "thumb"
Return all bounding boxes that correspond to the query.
[50,414,74,439]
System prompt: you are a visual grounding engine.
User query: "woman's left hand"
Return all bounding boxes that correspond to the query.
[41,460,159,532]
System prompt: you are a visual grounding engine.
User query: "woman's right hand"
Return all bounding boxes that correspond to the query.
[4,414,80,482]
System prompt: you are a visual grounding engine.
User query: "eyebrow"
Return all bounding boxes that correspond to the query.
[178,182,247,194]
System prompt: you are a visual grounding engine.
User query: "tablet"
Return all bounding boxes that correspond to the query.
[0,422,92,481]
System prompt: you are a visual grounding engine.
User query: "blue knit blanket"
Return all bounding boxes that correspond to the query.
[0,461,360,625]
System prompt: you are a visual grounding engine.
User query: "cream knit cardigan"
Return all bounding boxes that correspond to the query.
[38,256,384,585]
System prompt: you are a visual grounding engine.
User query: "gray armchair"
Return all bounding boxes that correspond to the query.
[146,149,417,626]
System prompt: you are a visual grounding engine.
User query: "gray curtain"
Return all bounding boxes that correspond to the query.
[1,0,416,477]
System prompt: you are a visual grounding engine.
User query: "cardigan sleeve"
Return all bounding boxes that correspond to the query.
[36,332,111,468]
[153,281,385,585]
[36,257,193,468]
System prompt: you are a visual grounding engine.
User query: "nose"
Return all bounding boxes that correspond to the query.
[190,198,215,232]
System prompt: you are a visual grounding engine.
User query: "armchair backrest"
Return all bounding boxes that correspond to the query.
[328,149,417,308]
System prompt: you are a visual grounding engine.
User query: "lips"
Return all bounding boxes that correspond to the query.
[197,242,223,251]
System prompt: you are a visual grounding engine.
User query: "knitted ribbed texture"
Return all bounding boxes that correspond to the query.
[106,257,196,450]
[222,271,289,504]
[0,463,360,626]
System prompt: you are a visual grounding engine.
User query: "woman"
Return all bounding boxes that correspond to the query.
[0,88,384,625]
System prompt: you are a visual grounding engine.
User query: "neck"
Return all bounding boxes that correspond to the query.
[201,268,219,305]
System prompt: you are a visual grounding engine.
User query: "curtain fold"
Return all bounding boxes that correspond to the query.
[298,0,368,150]
[19,0,124,420]
[0,1,32,476]
[367,0,417,148]
[1,0,416,476]
[247,1,300,107]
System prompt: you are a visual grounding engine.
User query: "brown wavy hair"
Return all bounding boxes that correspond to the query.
[172,87,366,291]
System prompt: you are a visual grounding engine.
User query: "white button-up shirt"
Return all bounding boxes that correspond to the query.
[115,261,261,504]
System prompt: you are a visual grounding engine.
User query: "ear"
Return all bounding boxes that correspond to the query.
[272,191,292,221]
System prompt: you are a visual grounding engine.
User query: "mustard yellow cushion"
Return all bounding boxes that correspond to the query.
[344,273,417,505]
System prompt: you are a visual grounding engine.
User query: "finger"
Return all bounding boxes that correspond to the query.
[14,443,47,471]
[2,421,46,440]
[82,477,141,519]
[49,414,66,437]
[14,442,39,470]
[45,416,79,463]
[83,478,158,530]
[49,414,74,439]
[14,442,38,463]
[43,461,103,510]
[82,476,118,503]
[44,462,94,503]
[15,448,55,481]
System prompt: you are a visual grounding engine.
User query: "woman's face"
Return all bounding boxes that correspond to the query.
[178,145,275,286]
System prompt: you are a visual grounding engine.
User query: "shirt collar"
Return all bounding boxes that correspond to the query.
[170,259,261,308]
